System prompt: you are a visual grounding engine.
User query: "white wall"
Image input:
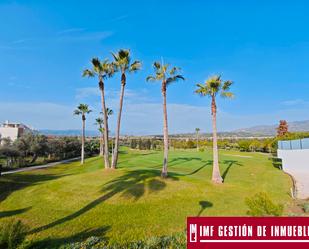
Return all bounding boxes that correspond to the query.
[277,149,309,199]
[0,127,19,142]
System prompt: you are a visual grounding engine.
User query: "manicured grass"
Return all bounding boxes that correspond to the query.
[0,148,292,247]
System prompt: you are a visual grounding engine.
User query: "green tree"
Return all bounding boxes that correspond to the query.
[111,49,141,169]
[195,75,234,184]
[74,104,92,164]
[83,58,114,169]
[147,61,185,177]
[14,133,48,164]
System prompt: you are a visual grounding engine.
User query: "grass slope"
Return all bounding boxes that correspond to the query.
[0,148,292,247]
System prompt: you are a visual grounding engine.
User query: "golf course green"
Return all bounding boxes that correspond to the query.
[0,148,292,247]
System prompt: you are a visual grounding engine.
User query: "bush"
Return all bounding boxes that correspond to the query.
[245,192,283,217]
[61,233,186,249]
[60,236,103,249]
[0,219,28,249]
[198,147,205,152]
[303,203,309,213]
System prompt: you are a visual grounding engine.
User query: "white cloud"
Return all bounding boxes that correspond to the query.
[282,99,309,106]
[57,28,86,35]
[0,102,82,130]
[1,97,308,135]
[0,29,113,51]
[75,87,100,99]
[56,31,113,43]
[64,88,309,134]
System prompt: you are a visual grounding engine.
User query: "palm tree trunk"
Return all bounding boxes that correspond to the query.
[81,116,85,165]
[99,81,110,169]
[162,84,168,178]
[112,73,126,169]
[196,132,199,151]
[99,131,104,156]
[211,97,222,183]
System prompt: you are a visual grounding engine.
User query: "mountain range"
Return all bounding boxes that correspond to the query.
[39,120,309,137]
[233,120,309,136]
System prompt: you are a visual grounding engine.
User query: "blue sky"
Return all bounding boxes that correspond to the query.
[0,0,309,134]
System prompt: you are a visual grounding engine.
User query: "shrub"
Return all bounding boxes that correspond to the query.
[198,147,205,152]
[303,203,309,213]
[0,219,28,249]
[61,232,186,249]
[59,236,103,249]
[245,192,283,217]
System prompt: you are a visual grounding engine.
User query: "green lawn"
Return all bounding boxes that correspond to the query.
[0,148,292,247]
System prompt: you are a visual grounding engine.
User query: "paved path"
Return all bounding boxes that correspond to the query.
[1,157,80,175]
[288,170,309,199]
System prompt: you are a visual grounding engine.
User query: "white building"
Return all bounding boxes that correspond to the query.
[0,121,32,143]
[277,138,309,199]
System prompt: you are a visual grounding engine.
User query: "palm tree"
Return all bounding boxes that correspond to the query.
[195,75,234,184]
[74,104,92,165]
[111,49,141,169]
[195,128,200,151]
[102,108,114,117]
[146,61,184,177]
[83,58,114,169]
[94,117,104,156]
[95,108,114,157]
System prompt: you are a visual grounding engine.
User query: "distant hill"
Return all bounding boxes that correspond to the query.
[39,129,99,136]
[39,120,309,138]
[234,120,309,136]
[169,120,309,138]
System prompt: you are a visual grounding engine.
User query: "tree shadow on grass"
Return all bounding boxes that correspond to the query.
[103,169,179,201]
[168,157,202,167]
[29,226,110,249]
[116,152,159,169]
[221,160,243,182]
[0,206,32,219]
[197,201,213,217]
[30,169,179,234]
[187,160,212,176]
[0,173,71,203]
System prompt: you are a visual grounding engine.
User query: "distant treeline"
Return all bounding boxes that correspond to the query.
[0,134,100,169]
[127,132,309,153]
[2,132,308,169]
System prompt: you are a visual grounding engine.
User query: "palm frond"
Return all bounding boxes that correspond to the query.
[109,62,118,75]
[111,49,132,72]
[73,110,82,115]
[146,75,157,82]
[194,83,209,96]
[111,52,119,62]
[196,75,234,99]
[169,66,180,75]
[166,74,185,85]
[162,64,169,73]
[153,62,161,70]
[222,80,233,91]
[95,117,104,125]
[82,69,95,77]
[129,60,142,72]
[220,91,234,98]
[75,103,92,114]
[118,49,130,59]
[106,108,113,116]
[91,58,101,68]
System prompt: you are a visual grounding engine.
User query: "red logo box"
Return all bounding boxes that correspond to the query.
[187,217,309,249]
